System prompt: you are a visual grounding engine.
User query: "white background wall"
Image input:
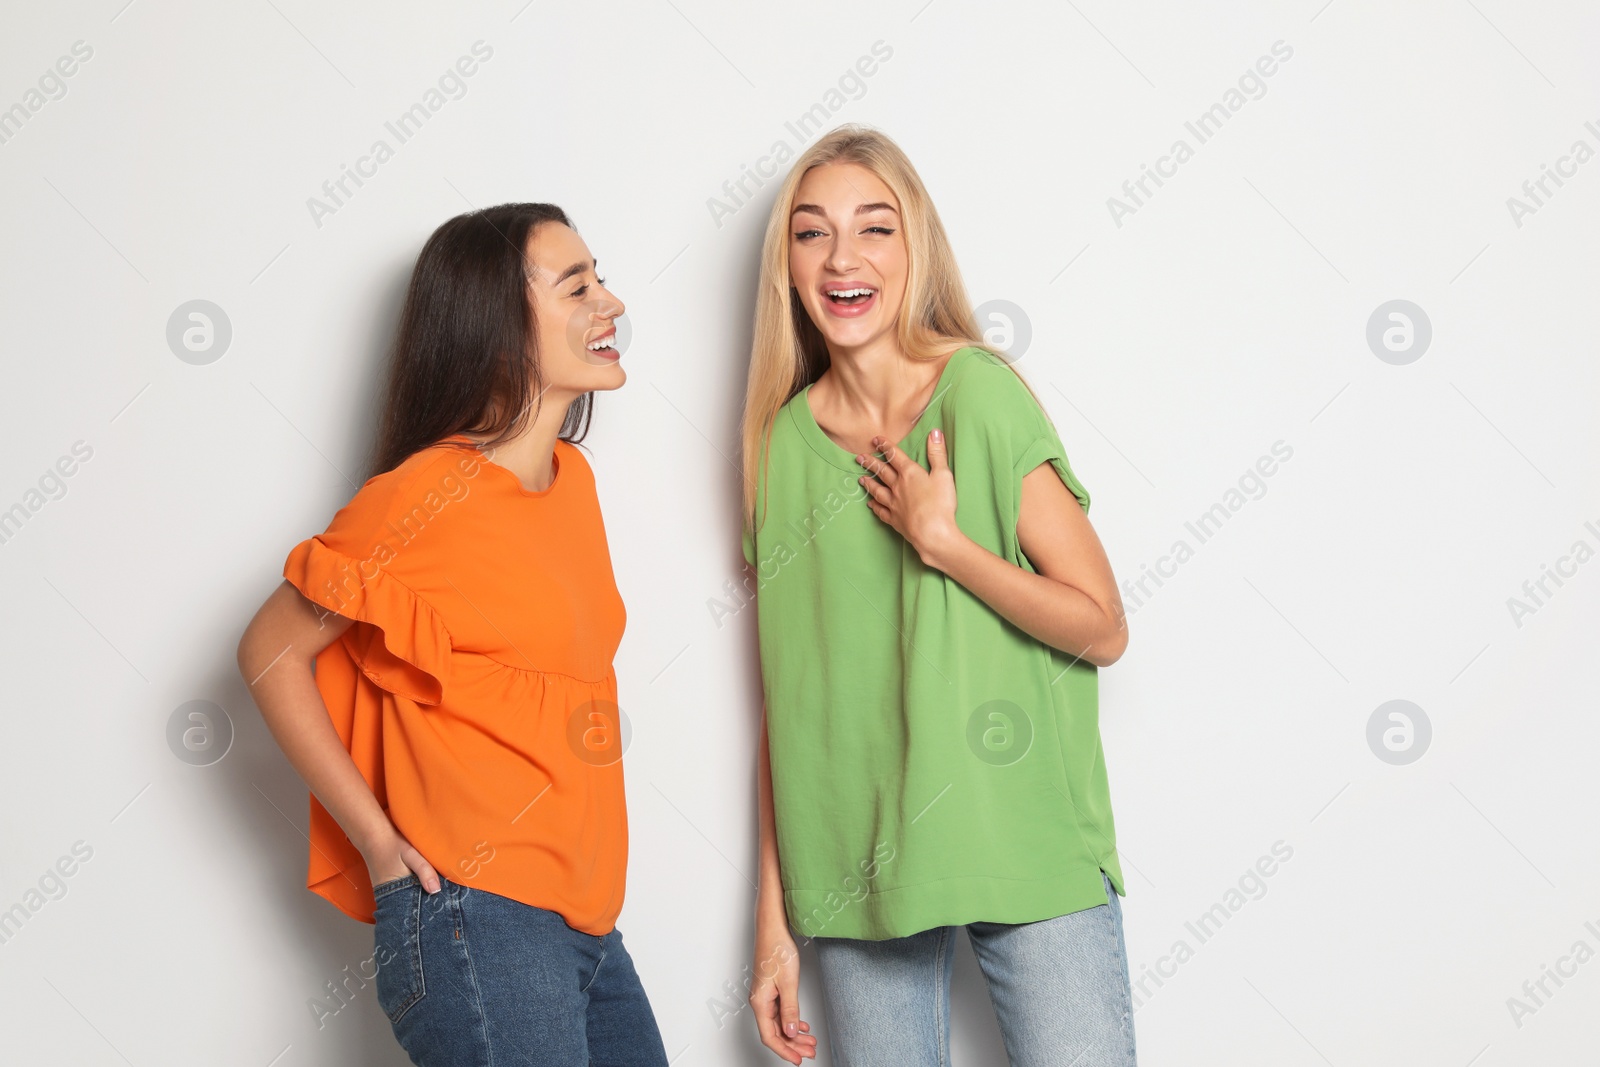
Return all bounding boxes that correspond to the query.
[2,1,1596,1063]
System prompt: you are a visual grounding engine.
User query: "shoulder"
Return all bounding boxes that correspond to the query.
[765,391,812,451]
[370,442,483,511]
[943,346,1048,421]
[774,386,809,422]
[323,442,483,542]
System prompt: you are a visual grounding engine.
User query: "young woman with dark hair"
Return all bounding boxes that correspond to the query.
[237,203,668,1066]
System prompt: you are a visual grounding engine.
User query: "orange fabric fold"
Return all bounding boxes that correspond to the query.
[279,438,630,932]
[284,535,451,707]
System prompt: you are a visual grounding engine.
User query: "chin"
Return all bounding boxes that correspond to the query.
[815,318,887,352]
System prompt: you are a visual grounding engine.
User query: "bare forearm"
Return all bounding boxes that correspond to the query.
[926,534,1126,667]
[248,661,396,854]
[237,583,396,859]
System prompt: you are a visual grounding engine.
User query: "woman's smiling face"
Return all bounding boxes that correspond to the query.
[788,162,908,355]
[525,221,627,396]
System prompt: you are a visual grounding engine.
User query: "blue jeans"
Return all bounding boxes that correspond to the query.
[372,873,668,1067]
[812,872,1136,1066]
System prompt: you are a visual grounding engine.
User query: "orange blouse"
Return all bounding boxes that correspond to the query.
[282,435,630,934]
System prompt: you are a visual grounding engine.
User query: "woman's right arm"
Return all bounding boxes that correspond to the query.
[236,580,440,893]
[750,711,816,1062]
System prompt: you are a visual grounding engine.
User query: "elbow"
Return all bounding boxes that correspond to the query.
[235,623,260,686]
[235,610,282,689]
[1095,614,1129,667]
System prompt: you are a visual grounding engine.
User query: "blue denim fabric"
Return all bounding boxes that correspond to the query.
[812,872,1136,1066]
[371,873,667,1067]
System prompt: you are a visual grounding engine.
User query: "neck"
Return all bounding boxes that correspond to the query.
[822,333,940,422]
[476,392,574,493]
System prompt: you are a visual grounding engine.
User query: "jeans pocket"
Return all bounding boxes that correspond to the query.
[373,872,418,898]
[373,881,425,1024]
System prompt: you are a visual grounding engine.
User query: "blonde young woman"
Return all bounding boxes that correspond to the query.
[740,126,1136,1066]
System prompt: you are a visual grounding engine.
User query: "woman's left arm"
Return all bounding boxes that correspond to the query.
[858,430,1128,668]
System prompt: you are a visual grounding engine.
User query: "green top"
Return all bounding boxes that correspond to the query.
[743,345,1124,941]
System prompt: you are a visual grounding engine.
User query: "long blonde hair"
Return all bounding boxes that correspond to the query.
[739,125,997,529]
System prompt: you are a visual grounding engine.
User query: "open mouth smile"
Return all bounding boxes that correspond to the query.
[585,327,619,357]
[822,283,878,318]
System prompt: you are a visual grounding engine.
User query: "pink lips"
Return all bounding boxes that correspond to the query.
[820,282,878,319]
[584,325,620,361]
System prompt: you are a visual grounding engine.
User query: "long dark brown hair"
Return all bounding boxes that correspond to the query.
[371,202,592,476]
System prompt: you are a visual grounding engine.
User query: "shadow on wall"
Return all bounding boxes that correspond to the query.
[207,665,415,1066]
[349,260,416,480]
[221,260,423,1065]
[717,196,767,586]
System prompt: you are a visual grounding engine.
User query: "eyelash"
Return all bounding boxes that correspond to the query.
[573,275,605,297]
[793,227,895,239]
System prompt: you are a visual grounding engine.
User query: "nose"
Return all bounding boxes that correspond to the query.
[822,230,860,275]
[594,283,625,322]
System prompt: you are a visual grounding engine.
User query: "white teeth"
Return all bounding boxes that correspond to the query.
[587,337,616,351]
[829,287,875,299]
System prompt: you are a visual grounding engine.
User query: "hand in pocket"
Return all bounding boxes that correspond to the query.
[363,830,442,893]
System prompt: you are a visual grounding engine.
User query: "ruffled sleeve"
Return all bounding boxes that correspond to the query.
[283,536,451,705]
[280,452,475,924]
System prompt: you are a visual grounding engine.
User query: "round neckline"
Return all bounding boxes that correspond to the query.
[446,434,563,497]
[794,347,972,472]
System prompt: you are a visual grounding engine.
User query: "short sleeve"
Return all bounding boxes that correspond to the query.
[282,478,453,706]
[963,352,1091,514]
[1014,427,1091,515]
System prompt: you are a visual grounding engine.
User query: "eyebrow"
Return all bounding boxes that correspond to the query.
[549,259,595,287]
[791,202,900,219]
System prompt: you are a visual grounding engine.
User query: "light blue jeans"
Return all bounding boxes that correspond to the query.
[812,872,1136,1066]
